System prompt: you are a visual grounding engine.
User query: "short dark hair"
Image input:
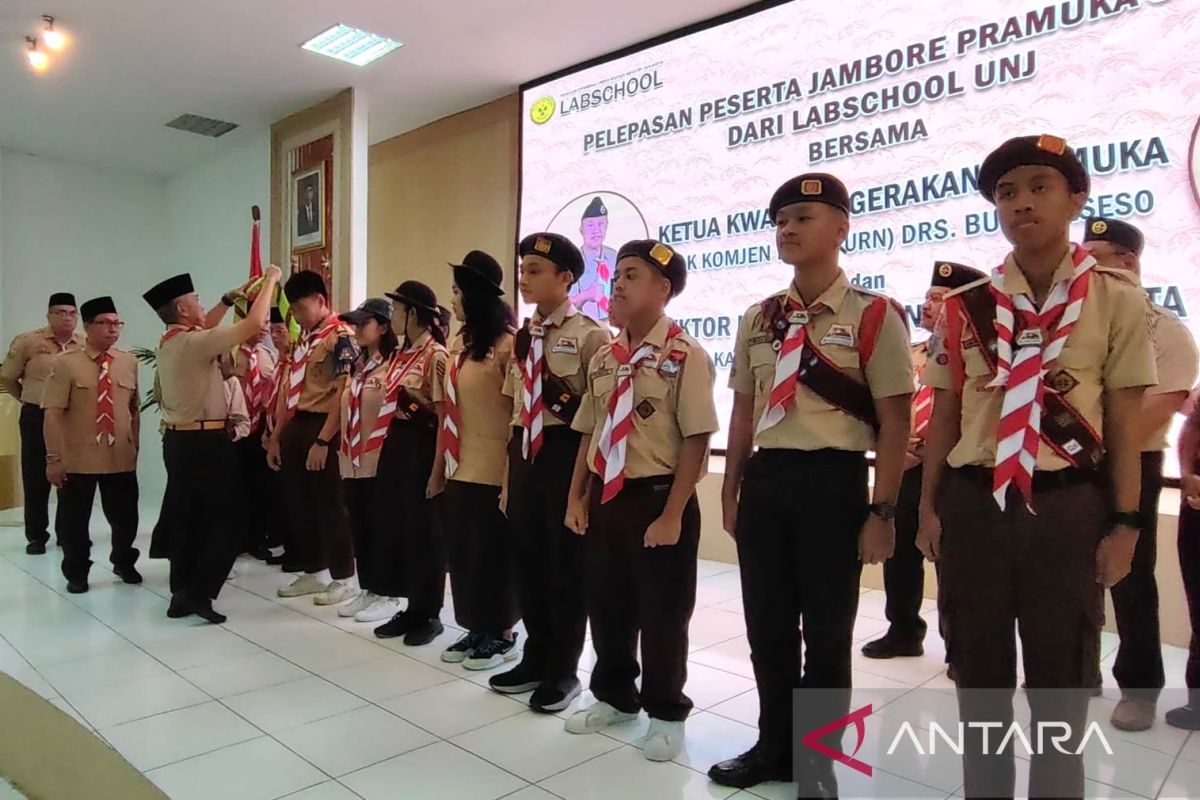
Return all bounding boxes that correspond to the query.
[284,270,328,304]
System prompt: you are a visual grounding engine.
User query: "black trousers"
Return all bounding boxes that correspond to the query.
[443,478,518,635]
[881,465,929,642]
[939,467,1105,800]
[280,411,354,579]
[507,426,588,685]
[55,471,139,583]
[587,476,700,722]
[163,429,239,602]
[1107,450,1165,700]
[373,420,445,613]
[234,431,275,552]
[1178,497,1200,700]
[735,449,866,755]
[19,403,51,546]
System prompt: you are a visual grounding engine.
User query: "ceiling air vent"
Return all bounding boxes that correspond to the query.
[165,114,239,138]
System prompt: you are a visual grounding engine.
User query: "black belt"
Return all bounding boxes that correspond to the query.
[951,465,1100,492]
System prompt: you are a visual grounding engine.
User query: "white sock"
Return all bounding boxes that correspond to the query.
[312,569,332,584]
[268,546,284,556]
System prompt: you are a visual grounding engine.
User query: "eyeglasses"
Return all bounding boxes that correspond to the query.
[49,309,78,318]
[88,320,125,329]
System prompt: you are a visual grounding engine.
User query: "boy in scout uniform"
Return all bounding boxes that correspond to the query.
[709,174,914,795]
[863,261,984,670]
[145,268,281,623]
[41,297,140,594]
[0,292,84,554]
[492,232,610,711]
[563,239,718,763]
[267,270,359,605]
[1082,217,1198,731]
[231,316,280,561]
[917,136,1155,798]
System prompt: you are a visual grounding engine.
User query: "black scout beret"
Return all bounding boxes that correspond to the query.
[978,134,1089,203]
[519,232,585,282]
[80,296,117,322]
[617,239,687,298]
[1083,217,1144,256]
[929,261,986,290]
[769,173,851,219]
[582,196,608,219]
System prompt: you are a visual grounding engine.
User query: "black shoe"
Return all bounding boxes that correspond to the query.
[708,744,792,789]
[373,610,416,639]
[25,541,46,555]
[113,564,142,584]
[1166,704,1200,730]
[266,551,285,566]
[530,677,582,713]
[248,546,272,562]
[280,560,304,573]
[193,601,227,624]
[489,661,543,695]
[797,758,838,799]
[167,594,193,618]
[464,633,520,671]
[66,580,88,594]
[861,632,924,659]
[403,617,444,647]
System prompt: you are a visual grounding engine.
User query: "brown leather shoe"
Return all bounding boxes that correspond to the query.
[1110,695,1155,732]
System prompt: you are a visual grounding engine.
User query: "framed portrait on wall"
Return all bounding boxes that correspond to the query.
[291,164,325,252]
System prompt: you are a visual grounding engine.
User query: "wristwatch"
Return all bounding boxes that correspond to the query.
[221,293,235,308]
[315,438,331,448]
[869,501,898,522]
[1109,510,1145,531]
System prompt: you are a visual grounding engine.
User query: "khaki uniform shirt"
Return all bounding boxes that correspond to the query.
[572,315,719,479]
[233,341,279,386]
[503,300,611,427]
[729,273,914,452]
[447,332,515,487]
[1146,305,1199,452]
[925,253,1157,469]
[41,346,139,474]
[296,319,357,415]
[339,355,390,480]
[0,327,85,405]
[396,332,448,410]
[157,325,247,425]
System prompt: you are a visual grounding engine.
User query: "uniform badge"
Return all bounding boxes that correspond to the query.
[1048,369,1078,395]
[962,337,980,350]
[642,355,660,369]
[1091,220,1108,235]
[1036,134,1067,155]
[649,243,674,266]
[636,399,656,419]
[1016,328,1044,348]
[936,353,950,366]
[551,337,578,355]
[617,364,633,378]
[659,359,680,377]
[801,179,823,195]
[529,324,545,337]
[534,236,553,254]
[788,310,810,325]
[938,263,953,278]
[821,324,855,348]
[1063,439,1083,456]
[775,319,787,331]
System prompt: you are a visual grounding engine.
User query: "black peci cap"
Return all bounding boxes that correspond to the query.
[978,134,1089,204]
[582,196,608,220]
[48,293,76,308]
[143,273,195,310]
[450,250,505,296]
[929,261,986,290]
[617,240,688,298]
[519,232,585,282]
[270,307,285,324]
[1083,217,1144,256]
[283,270,328,304]
[80,296,117,322]
[386,281,440,314]
[340,298,392,327]
[769,173,851,219]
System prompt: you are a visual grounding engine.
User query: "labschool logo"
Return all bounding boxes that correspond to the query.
[530,96,556,125]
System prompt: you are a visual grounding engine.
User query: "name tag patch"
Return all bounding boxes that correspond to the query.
[659,359,681,377]
[1016,328,1044,348]
[617,365,633,378]
[529,324,545,337]
[821,324,855,348]
[551,337,578,355]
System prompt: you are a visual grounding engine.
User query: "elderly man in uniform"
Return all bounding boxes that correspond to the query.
[1081,217,1198,731]
[0,293,84,554]
[145,266,281,623]
[918,136,1155,798]
[42,297,141,594]
[574,197,618,322]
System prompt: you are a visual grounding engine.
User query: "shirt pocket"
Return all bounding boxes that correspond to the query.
[634,370,674,427]
[591,372,615,408]
[748,342,777,394]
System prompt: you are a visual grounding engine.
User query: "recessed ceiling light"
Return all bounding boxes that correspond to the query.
[301,23,402,67]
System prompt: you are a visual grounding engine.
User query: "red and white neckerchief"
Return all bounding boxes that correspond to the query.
[593,321,683,503]
[94,351,116,446]
[912,356,933,438]
[286,315,341,420]
[263,359,286,434]
[440,350,469,478]
[159,324,198,348]
[342,355,384,468]
[756,295,826,434]
[239,344,268,426]
[344,338,434,467]
[989,244,1094,511]
[521,302,576,461]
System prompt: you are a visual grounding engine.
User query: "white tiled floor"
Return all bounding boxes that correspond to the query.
[3,510,1200,799]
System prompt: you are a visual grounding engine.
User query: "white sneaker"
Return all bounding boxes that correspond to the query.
[564,701,639,734]
[642,718,685,761]
[314,580,360,606]
[355,597,401,623]
[277,573,329,598]
[339,591,374,618]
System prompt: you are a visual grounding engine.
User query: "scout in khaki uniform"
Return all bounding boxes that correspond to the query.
[230,316,280,561]
[42,297,140,594]
[368,281,449,646]
[145,268,281,623]
[263,306,294,566]
[268,271,359,605]
[0,292,84,554]
[1171,394,1200,729]
[564,240,718,763]
[491,232,610,711]
[1081,217,1199,731]
[437,251,522,670]
[863,261,984,671]
[709,174,913,796]
[918,136,1156,798]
